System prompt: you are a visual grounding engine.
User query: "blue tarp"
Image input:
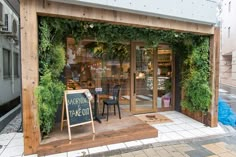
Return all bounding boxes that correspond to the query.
[218,98,236,127]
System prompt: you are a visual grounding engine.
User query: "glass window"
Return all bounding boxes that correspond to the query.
[2,14,8,31]
[14,53,19,78]
[3,49,11,79]
[65,38,131,106]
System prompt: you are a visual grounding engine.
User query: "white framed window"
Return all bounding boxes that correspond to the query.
[3,49,11,79]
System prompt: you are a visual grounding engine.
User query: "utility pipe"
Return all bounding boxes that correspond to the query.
[10,38,14,94]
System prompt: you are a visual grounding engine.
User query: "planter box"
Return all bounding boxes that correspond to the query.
[181,108,209,126]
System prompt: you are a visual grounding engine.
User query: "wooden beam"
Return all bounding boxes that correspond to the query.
[20,0,40,155]
[209,28,220,127]
[36,1,215,35]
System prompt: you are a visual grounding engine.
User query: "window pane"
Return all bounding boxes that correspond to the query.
[14,53,19,77]
[3,49,11,79]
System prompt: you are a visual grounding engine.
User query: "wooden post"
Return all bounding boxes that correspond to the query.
[20,0,40,155]
[60,97,66,131]
[209,28,220,127]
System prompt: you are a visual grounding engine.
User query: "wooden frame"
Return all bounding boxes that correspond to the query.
[130,42,157,114]
[63,89,95,140]
[20,0,219,155]
[209,28,220,127]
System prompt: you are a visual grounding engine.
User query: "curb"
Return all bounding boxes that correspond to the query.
[0,104,21,132]
[86,132,236,157]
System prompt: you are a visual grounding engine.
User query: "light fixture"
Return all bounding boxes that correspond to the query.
[138,72,145,78]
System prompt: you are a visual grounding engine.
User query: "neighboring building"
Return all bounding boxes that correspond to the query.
[0,0,20,120]
[220,0,236,86]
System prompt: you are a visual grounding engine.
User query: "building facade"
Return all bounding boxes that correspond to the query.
[220,0,236,86]
[20,0,219,155]
[0,0,20,107]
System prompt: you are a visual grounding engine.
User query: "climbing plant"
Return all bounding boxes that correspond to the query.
[37,16,212,135]
[36,18,66,136]
[181,38,211,113]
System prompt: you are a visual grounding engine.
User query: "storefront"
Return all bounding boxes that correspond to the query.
[20,0,219,155]
[65,38,174,113]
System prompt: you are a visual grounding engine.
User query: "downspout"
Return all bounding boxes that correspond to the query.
[11,38,14,94]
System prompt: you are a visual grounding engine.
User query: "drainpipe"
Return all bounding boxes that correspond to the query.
[10,38,15,94]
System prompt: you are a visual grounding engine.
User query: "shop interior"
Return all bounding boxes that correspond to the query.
[65,38,173,114]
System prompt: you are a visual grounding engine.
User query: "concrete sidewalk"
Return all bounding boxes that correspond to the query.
[1,110,235,157]
[109,134,236,157]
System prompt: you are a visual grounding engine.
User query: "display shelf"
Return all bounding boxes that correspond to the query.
[158,60,171,63]
[158,50,171,55]
[157,49,172,109]
[158,64,171,67]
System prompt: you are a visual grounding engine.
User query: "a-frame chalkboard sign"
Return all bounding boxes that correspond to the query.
[63,89,95,140]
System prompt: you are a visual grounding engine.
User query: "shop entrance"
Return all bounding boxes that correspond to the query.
[129,42,174,113]
[130,43,157,113]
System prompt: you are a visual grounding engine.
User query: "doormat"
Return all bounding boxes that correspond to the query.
[136,113,172,125]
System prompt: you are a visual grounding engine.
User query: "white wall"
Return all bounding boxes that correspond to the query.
[0,0,20,106]
[232,50,236,79]
[221,0,236,55]
[219,0,236,84]
[50,0,218,25]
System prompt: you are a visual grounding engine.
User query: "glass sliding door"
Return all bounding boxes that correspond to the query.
[130,42,157,113]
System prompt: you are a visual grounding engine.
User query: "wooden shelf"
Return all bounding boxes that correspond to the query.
[158,76,171,78]
[158,64,171,67]
[158,50,171,55]
[158,60,171,63]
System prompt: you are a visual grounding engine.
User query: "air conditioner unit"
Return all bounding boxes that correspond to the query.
[12,18,17,35]
[1,13,12,32]
[12,18,19,44]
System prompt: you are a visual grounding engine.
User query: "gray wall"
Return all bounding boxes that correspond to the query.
[0,0,20,106]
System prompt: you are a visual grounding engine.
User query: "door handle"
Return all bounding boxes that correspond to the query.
[134,73,136,94]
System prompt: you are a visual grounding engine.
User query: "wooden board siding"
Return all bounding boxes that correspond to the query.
[36,1,215,35]
[20,0,40,155]
[37,123,157,156]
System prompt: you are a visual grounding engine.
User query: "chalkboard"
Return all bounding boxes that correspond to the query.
[66,93,91,125]
[64,89,95,140]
